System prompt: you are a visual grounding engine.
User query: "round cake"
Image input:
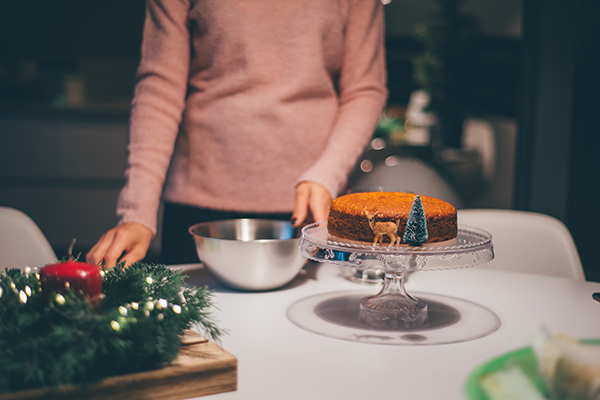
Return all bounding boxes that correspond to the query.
[327,192,457,245]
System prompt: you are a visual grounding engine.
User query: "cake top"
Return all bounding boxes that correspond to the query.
[331,192,455,219]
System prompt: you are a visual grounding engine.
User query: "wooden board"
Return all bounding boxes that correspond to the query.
[0,330,237,400]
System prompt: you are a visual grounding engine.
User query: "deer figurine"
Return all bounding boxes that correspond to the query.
[364,209,401,247]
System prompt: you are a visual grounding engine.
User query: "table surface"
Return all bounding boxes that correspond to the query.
[171,262,600,400]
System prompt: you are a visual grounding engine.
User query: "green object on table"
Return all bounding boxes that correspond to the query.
[0,262,222,394]
[464,339,600,400]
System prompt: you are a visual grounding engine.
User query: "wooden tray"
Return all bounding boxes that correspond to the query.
[0,330,237,400]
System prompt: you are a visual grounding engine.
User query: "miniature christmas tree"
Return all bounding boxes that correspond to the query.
[404,195,428,245]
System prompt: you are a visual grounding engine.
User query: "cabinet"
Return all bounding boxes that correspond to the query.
[0,108,161,262]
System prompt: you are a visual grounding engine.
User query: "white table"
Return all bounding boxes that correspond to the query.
[172,262,600,400]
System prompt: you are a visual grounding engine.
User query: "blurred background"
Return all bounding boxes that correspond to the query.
[0,0,598,280]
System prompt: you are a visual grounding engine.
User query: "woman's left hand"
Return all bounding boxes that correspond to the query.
[291,182,332,228]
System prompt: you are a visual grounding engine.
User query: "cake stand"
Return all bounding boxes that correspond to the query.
[289,222,497,345]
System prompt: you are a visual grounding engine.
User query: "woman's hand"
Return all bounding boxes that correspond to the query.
[86,222,153,268]
[291,182,332,228]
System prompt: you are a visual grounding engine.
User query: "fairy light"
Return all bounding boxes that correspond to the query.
[131,302,139,310]
[0,287,3,298]
[145,301,154,311]
[119,306,128,316]
[19,290,27,304]
[157,313,164,321]
[158,298,168,309]
[172,304,182,314]
[146,277,153,285]
[111,321,121,331]
[24,285,32,297]
[55,294,66,305]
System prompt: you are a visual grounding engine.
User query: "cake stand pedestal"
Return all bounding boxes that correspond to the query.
[298,222,494,332]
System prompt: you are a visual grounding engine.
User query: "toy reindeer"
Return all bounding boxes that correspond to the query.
[364,209,401,247]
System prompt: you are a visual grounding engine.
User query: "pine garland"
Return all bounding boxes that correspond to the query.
[0,262,222,394]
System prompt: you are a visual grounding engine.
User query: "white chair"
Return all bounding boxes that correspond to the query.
[457,209,585,281]
[0,207,57,271]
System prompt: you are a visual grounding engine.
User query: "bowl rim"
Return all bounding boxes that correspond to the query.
[188,218,300,242]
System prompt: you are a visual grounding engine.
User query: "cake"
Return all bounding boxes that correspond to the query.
[327,192,457,245]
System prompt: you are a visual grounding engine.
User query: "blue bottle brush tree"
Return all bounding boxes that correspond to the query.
[404,195,428,245]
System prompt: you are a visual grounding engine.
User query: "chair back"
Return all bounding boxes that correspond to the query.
[0,207,57,271]
[457,209,585,281]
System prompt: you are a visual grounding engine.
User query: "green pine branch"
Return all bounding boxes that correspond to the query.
[0,263,223,393]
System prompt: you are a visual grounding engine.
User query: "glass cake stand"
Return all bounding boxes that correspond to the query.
[288,222,498,345]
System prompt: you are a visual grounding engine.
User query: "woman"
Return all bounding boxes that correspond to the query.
[87,0,388,267]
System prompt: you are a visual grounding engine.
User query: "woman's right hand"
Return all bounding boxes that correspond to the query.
[86,222,153,268]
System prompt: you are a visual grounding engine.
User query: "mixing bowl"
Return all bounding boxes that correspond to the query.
[189,219,307,291]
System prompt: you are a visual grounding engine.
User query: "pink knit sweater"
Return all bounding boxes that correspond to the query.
[117,0,388,234]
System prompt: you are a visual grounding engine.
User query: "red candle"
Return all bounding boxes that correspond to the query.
[40,260,103,306]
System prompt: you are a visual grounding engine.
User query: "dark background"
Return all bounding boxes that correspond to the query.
[0,0,598,281]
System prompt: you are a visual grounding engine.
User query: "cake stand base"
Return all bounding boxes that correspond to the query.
[357,270,429,330]
[359,294,428,330]
[287,291,501,346]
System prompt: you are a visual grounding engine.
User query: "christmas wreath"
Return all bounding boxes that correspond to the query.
[0,261,222,394]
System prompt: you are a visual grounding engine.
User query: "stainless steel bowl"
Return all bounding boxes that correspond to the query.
[189,219,307,291]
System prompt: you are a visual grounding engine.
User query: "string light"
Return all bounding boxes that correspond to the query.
[172,304,182,314]
[111,321,121,331]
[55,294,66,305]
[19,290,27,304]
[118,306,128,316]
[158,298,168,309]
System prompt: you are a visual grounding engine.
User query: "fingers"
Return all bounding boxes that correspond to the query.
[86,230,116,266]
[308,187,331,223]
[291,182,332,227]
[291,184,310,227]
[119,246,147,268]
[85,223,153,268]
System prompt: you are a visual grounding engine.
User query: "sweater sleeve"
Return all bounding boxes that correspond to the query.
[116,0,191,235]
[295,0,388,199]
